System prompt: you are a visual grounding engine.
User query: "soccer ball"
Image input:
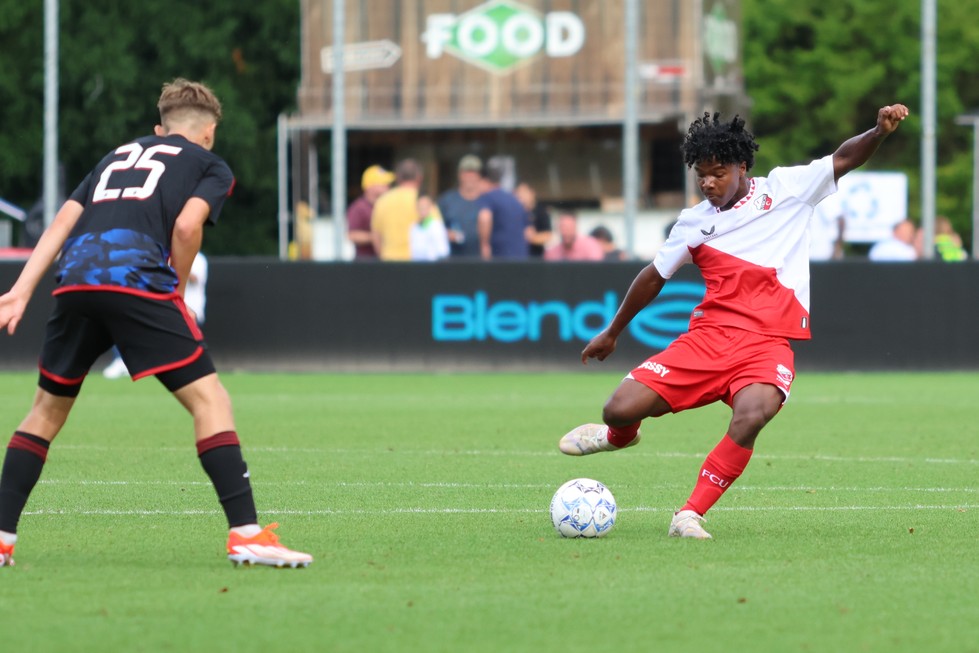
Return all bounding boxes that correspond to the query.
[549,478,617,538]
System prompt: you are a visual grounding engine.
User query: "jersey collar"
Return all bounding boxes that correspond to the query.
[714,178,757,213]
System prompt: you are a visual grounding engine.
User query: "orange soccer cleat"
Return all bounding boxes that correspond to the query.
[0,537,14,568]
[226,523,313,568]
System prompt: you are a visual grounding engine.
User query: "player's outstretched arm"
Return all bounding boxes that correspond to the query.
[832,104,909,182]
[0,200,84,335]
[581,262,666,364]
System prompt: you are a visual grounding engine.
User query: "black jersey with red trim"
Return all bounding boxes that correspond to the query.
[57,134,234,293]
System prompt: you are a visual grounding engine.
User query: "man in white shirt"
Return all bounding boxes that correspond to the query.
[868,220,918,261]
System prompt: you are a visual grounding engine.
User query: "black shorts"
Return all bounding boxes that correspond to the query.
[38,287,216,396]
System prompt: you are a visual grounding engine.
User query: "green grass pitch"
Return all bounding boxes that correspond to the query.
[0,371,977,653]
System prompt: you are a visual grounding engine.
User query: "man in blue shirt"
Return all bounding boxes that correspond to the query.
[477,158,530,260]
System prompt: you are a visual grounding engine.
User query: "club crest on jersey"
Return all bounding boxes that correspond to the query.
[753,194,773,211]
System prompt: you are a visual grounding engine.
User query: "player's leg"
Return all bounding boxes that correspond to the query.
[559,377,671,456]
[2,293,108,566]
[169,373,312,568]
[0,389,78,566]
[671,384,784,539]
[672,336,795,538]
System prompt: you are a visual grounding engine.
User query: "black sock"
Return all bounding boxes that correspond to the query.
[0,432,51,534]
[196,431,258,528]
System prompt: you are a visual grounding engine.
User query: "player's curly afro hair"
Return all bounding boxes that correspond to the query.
[681,112,759,171]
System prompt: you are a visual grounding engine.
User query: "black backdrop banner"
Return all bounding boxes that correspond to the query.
[1,260,976,372]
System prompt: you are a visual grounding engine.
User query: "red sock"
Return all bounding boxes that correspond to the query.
[607,422,640,448]
[681,434,753,515]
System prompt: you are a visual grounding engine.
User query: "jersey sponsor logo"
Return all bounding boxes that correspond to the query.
[753,193,773,211]
[637,360,671,378]
[700,225,716,237]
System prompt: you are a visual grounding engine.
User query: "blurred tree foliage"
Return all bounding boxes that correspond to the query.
[1,2,978,253]
[0,0,298,255]
[743,0,979,248]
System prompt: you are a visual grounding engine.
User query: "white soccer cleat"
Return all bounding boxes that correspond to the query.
[226,523,313,568]
[668,509,713,539]
[558,423,640,456]
[102,357,129,379]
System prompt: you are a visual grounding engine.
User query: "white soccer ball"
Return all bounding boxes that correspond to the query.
[549,478,617,538]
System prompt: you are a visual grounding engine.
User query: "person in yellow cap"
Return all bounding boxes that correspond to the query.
[346,165,394,260]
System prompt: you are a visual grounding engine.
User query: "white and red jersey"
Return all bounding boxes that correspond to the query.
[654,155,837,341]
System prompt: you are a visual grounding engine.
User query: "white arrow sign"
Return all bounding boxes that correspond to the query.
[321,39,402,73]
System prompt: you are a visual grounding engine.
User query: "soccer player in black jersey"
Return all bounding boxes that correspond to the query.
[0,79,311,568]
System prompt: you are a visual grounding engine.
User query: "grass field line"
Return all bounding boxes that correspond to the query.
[21,503,979,517]
[35,479,979,493]
[51,444,979,466]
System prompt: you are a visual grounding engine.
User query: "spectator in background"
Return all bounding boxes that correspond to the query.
[371,159,424,261]
[590,225,628,261]
[544,211,604,261]
[438,154,484,259]
[934,215,968,262]
[514,182,552,258]
[477,158,531,260]
[410,194,449,262]
[347,165,395,260]
[868,219,918,261]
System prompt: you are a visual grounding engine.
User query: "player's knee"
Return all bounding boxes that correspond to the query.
[729,406,770,437]
[602,397,636,427]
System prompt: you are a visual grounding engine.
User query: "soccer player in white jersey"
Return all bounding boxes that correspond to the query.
[558,104,909,539]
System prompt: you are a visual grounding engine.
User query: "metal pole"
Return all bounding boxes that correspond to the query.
[43,0,59,227]
[331,0,347,261]
[277,113,289,260]
[920,0,936,259]
[972,121,979,259]
[622,0,639,258]
[956,115,979,258]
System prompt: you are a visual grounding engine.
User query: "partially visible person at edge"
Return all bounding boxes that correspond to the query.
[514,181,553,258]
[0,78,312,568]
[557,104,909,540]
[371,158,424,261]
[438,154,484,259]
[347,164,395,260]
[477,159,531,260]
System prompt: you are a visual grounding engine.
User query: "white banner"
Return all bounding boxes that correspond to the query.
[835,171,908,243]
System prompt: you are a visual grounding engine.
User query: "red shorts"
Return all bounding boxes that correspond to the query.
[627,325,796,413]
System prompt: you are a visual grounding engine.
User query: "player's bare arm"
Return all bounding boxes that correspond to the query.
[171,198,211,298]
[832,104,909,181]
[0,200,84,335]
[582,263,667,364]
